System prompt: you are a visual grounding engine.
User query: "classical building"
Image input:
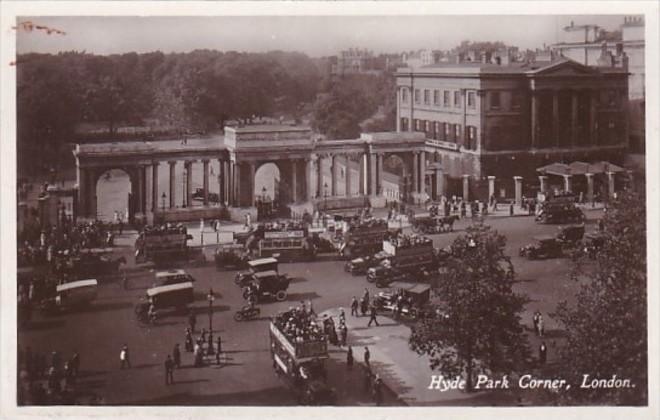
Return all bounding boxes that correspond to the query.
[395,56,629,200]
[551,16,645,153]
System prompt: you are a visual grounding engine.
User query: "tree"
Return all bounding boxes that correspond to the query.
[554,190,647,405]
[409,224,529,391]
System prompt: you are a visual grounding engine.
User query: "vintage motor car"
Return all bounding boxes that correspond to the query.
[215,243,248,270]
[373,281,432,319]
[135,281,195,319]
[535,203,586,224]
[242,270,291,302]
[582,232,606,259]
[40,279,99,314]
[519,235,564,260]
[235,257,280,286]
[153,269,196,288]
[344,251,390,276]
[556,224,585,246]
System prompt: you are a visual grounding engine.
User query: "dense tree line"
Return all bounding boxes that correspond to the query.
[17,50,397,177]
[16,50,323,176]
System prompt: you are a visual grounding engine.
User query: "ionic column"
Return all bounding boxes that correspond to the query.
[141,165,148,213]
[359,153,366,195]
[168,161,176,209]
[202,160,210,206]
[185,161,193,208]
[552,90,560,147]
[233,162,241,207]
[607,172,615,199]
[419,152,426,195]
[88,169,97,219]
[436,169,445,199]
[570,90,578,146]
[306,157,314,201]
[291,160,298,203]
[538,175,548,193]
[77,167,88,217]
[369,153,378,196]
[488,176,496,199]
[151,163,159,212]
[412,152,419,194]
[376,153,383,195]
[462,175,470,202]
[249,161,256,207]
[586,173,594,203]
[513,176,523,207]
[344,155,352,197]
[316,156,324,198]
[563,174,572,193]
[531,91,539,148]
[589,89,598,145]
[218,159,226,205]
[330,155,338,196]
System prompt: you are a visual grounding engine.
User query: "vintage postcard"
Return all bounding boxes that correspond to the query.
[1,1,658,419]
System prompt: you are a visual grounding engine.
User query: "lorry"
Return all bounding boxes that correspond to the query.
[367,235,438,287]
[134,226,193,266]
[269,315,336,405]
[337,219,390,259]
[40,279,99,314]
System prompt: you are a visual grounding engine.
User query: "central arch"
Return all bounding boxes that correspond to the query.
[95,168,133,222]
[381,154,409,202]
[254,162,282,219]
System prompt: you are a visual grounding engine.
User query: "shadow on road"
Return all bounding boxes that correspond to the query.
[286,292,321,301]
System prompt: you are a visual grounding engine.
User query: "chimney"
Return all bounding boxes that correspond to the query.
[621,52,629,71]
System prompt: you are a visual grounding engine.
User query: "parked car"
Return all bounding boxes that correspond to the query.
[519,235,564,260]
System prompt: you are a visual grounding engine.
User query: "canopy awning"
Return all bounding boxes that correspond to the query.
[536,161,625,177]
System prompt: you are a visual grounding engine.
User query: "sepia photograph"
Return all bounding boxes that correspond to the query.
[1,1,658,419]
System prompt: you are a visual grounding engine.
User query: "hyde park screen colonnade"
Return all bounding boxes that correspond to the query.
[73,56,631,223]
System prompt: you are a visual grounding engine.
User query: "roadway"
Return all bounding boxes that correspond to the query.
[17,209,604,405]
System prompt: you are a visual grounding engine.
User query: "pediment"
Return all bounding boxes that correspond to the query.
[528,59,598,77]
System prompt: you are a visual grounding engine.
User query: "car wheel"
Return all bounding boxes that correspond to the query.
[275,290,287,301]
[366,276,375,283]
[233,312,243,322]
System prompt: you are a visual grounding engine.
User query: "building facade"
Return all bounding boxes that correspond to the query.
[395,57,629,200]
[551,16,645,153]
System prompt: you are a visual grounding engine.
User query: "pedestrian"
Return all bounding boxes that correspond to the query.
[367,304,380,327]
[339,322,348,347]
[119,345,130,369]
[193,342,202,367]
[308,300,316,316]
[532,311,540,335]
[173,344,181,369]
[189,312,197,333]
[350,296,359,316]
[346,346,354,370]
[509,202,514,216]
[215,335,222,365]
[165,355,174,385]
[338,308,346,325]
[200,328,207,343]
[539,342,547,365]
[537,313,545,337]
[373,374,383,406]
[364,346,371,368]
[70,352,80,377]
[185,328,194,352]
[363,288,370,305]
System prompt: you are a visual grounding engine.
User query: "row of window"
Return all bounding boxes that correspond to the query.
[401,118,478,150]
[402,88,477,109]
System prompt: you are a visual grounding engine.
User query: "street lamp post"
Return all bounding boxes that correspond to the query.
[207,288,215,355]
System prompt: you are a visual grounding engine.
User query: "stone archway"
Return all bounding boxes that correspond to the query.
[88,165,143,222]
[254,162,283,219]
[95,168,133,222]
[381,153,409,202]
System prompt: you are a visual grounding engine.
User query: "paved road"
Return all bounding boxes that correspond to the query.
[17,209,603,405]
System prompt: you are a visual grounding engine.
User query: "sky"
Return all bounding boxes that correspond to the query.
[16,15,630,57]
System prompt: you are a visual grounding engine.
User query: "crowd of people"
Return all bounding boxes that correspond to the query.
[386,232,433,250]
[17,347,82,405]
[140,223,188,236]
[274,304,326,344]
